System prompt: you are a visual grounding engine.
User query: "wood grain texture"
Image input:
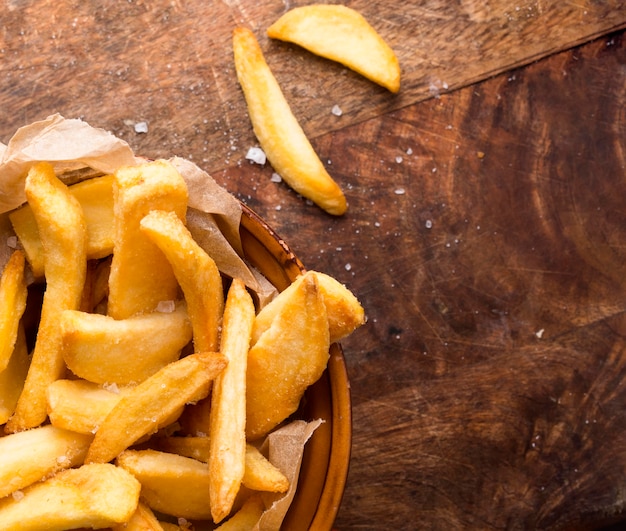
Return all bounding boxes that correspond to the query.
[230,32,625,530]
[1,0,624,175]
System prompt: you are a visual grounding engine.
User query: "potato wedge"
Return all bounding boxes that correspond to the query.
[116,449,212,521]
[246,273,329,439]
[6,162,87,432]
[209,279,255,523]
[0,463,141,531]
[267,4,401,93]
[9,174,115,278]
[112,500,164,531]
[214,494,265,531]
[60,304,193,385]
[46,379,129,434]
[233,26,347,216]
[0,324,30,424]
[86,351,227,464]
[252,270,365,345]
[0,424,92,498]
[242,444,289,493]
[0,250,27,373]
[140,209,223,353]
[107,160,188,319]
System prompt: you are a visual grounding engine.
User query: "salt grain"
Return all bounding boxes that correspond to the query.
[331,104,343,116]
[394,188,405,195]
[134,121,148,134]
[395,156,403,164]
[11,491,24,501]
[425,220,433,229]
[6,236,17,248]
[245,147,266,165]
[156,300,176,313]
[270,172,282,183]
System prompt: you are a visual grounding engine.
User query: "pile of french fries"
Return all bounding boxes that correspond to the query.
[0,158,364,530]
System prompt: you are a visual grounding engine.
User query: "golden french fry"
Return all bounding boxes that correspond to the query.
[214,494,265,531]
[0,424,93,498]
[116,449,212,521]
[152,435,212,463]
[246,273,329,440]
[9,174,115,278]
[0,463,141,531]
[85,351,227,464]
[209,279,255,523]
[107,160,188,319]
[140,209,224,353]
[0,324,30,424]
[6,162,87,432]
[233,26,347,216]
[112,500,164,531]
[252,270,365,345]
[267,4,401,93]
[0,250,27,373]
[60,304,193,385]
[46,379,130,435]
[242,444,289,493]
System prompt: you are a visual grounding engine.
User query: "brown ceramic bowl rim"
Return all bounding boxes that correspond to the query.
[239,203,352,530]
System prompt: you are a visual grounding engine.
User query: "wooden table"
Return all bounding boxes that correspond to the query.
[2,1,626,529]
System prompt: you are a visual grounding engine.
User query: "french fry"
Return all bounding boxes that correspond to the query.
[107,160,188,319]
[209,279,255,523]
[6,162,87,432]
[267,4,401,93]
[0,424,93,498]
[0,250,27,373]
[214,494,265,531]
[152,435,212,463]
[252,270,365,345]
[140,209,224,353]
[233,26,347,216]
[0,463,141,531]
[8,174,115,278]
[85,351,227,464]
[60,303,193,385]
[246,273,329,440]
[112,500,164,531]
[0,324,30,424]
[46,379,130,435]
[116,449,213,521]
[242,444,289,493]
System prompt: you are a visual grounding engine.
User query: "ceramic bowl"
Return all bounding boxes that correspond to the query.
[239,204,352,530]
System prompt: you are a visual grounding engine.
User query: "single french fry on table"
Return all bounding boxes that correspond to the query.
[233,26,347,216]
[85,351,227,464]
[209,278,255,523]
[60,303,193,385]
[107,160,188,319]
[267,4,401,93]
[0,463,141,531]
[6,162,87,433]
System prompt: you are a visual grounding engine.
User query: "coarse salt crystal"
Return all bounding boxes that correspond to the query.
[156,300,176,313]
[394,188,405,195]
[134,121,148,134]
[425,220,433,229]
[270,172,282,183]
[6,236,17,248]
[331,104,343,116]
[11,491,24,501]
[245,147,266,165]
[395,156,403,164]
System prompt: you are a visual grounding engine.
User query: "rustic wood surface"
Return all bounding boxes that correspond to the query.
[2,1,626,529]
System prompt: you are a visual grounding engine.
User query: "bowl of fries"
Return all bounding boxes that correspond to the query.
[0,116,364,530]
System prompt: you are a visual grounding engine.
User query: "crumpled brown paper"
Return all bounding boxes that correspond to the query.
[0,115,322,530]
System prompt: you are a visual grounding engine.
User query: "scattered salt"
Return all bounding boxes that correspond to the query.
[245,147,266,165]
[535,329,545,339]
[406,147,413,155]
[425,220,433,229]
[12,491,24,501]
[103,382,120,394]
[270,172,282,183]
[134,121,148,134]
[345,263,352,271]
[394,188,405,195]
[156,300,176,313]
[6,236,17,248]
[331,104,343,116]
[56,455,69,465]
[395,156,403,164]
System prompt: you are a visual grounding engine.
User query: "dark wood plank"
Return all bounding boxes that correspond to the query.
[1,0,624,176]
[224,31,626,529]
